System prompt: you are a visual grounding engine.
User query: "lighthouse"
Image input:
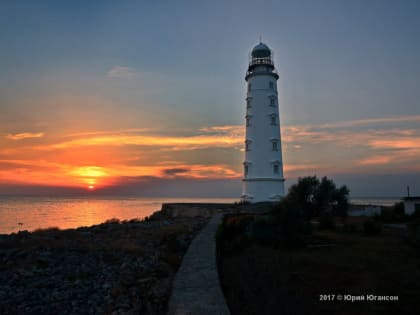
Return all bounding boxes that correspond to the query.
[241,42,285,202]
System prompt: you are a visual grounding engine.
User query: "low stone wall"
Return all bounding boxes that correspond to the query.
[161,203,235,218]
[348,204,381,217]
[161,202,275,218]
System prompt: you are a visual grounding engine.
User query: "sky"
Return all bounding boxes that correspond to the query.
[0,0,419,197]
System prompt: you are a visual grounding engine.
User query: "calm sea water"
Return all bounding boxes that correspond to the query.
[0,196,401,234]
[0,196,237,234]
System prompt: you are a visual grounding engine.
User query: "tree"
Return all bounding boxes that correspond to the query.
[334,185,350,218]
[286,175,350,219]
[314,176,337,213]
[287,176,319,218]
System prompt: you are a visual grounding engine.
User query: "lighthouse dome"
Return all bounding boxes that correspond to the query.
[251,42,271,58]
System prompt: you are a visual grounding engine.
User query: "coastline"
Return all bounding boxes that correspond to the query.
[0,199,409,314]
[0,196,238,234]
[0,196,401,236]
[0,208,210,315]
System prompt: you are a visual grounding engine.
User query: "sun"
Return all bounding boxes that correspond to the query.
[88,185,95,190]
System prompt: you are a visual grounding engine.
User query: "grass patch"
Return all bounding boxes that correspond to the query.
[219,219,420,315]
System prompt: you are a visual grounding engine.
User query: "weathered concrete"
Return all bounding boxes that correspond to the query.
[161,202,274,218]
[168,213,230,315]
[161,203,234,218]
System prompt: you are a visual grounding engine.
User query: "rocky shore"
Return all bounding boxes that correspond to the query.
[0,210,209,315]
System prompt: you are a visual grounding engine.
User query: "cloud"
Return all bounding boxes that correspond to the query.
[109,163,241,179]
[106,66,139,79]
[0,159,76,186]
[0,158,242,188]
[6,132,44,140]
[30,114,420,174]
[313,115,420,129]
[282,124,420,152]
[69,166,109,178]
[2,114,419,189]
[358,156,392,166]
[34,124,243,152]
[199,125,243,135]
[369,138,420,150]
[163,168,190,176]
[64,128,153,138]
[284,163,323,173]
[42,133,243,151]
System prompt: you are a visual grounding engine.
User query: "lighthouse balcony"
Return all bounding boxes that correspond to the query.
[245,65,278,80]
[249,56,274,66]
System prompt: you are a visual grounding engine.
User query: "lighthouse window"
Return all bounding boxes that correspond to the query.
[244,165,248,176]
[245,140,251,151]
[248,83,252,92]
[272,141,278,151]
[270,115,277,125]
[273,164,279,174]
[270,98,275,106]
[246,116,251,126]
[269,81,274,89]
[246,98,252,108]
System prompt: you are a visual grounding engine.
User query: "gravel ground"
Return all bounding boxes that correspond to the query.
[0,211,208,315]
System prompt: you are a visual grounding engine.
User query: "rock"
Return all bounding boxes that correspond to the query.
[0,215,207,315]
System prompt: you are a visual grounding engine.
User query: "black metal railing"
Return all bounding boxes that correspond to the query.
[245,67,278,79]
[249,56,274,67]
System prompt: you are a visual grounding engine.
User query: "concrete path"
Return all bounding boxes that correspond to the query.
[168,213,230,315]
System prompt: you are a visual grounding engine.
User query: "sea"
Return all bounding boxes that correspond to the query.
[0,195,401,234]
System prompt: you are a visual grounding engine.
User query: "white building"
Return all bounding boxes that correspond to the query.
[241,42,285,203]
[403,196,420,215]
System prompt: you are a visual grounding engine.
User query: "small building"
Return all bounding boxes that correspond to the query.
[403,196,420,215]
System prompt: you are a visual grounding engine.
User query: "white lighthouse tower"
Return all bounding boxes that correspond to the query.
[241,42,285,202]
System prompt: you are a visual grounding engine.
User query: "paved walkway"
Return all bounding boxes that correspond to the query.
[168,213,230,315]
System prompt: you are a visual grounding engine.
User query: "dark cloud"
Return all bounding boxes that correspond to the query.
[163,168,190,176]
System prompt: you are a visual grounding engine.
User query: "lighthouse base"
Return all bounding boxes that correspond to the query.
[241,178,285,203]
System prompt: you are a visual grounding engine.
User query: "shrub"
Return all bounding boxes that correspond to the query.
[405,220,420,251]
[410,208,420,219]
[342,223,358,233]
[393,202,405,217]
[104,218,120,224]
[33,227,60,233]
[217,214,253,254]
[251,216,281,247]
[379,207,395,223]
[218,199,311,253]
[363,219,382,235]
[287,176,350,219]
[303,221,313,235]
[377,202,410,223]
[268,201,307,248]
[166,237,184,252]
[319,212,335,230]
